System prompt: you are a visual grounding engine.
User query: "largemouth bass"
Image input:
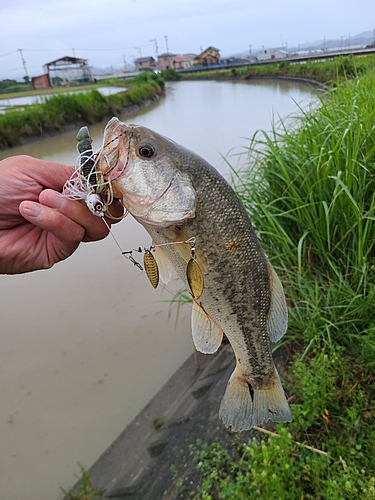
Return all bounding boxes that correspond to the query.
[96,117,292,431]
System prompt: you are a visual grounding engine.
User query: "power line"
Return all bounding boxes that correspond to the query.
[21,44,153,53]
[0,50,18,58]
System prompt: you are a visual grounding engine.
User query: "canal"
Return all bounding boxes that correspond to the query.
[0,79,318,500]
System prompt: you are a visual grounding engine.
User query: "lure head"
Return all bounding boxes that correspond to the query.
[85,193,107,217]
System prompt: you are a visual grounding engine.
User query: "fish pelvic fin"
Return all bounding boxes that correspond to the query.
[266,261,288,343]
[153,243,174,285]
[191,300,223,354]
[219,366,292,432]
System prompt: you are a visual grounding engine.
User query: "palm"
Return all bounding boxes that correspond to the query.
[0,220,68,274]
[0,156,121,274]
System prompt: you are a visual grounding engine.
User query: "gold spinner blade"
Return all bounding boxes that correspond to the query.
[186,259,204,299]
[144,249,159,289]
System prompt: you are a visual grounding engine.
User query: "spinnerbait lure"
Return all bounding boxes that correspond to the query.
[76,126,107,217]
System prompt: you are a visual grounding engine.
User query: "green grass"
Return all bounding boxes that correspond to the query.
[182,53,375,85]
[0,72,164,149]
[60,463,104,500]
[189,67,375,499]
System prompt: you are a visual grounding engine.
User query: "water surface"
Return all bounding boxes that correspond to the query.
[0,79,317,500]
[0,86,125,112]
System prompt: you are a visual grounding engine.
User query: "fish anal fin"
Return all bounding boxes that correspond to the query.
[266,262,288,343]
[153,243,174,285]
[191,300,223,354]
[219,366,292,432]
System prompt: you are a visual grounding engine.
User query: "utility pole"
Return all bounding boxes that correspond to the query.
[17,49,29,82]
[249,44,252,56]
[149,38,159,58]
[135,47,142,58]
[123,54,126,70]
[164,35,169,54]
[72,48,76,58]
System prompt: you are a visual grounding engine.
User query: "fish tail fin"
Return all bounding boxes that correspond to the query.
[219,366,292,432]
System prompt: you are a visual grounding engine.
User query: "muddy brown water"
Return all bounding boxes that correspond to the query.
[0,79,317,500]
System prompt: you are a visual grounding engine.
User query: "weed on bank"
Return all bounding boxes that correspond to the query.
[182,53,375,85]
[190,69,375,499]
[0,72,164,149]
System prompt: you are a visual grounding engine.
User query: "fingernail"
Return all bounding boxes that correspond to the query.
[22,202,42,218]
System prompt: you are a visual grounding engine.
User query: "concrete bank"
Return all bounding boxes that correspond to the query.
[68,344,255,499]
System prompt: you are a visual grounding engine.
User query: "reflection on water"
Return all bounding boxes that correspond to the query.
[0,79,318,500]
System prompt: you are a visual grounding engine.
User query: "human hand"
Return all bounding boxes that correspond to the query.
[0,155,123,274]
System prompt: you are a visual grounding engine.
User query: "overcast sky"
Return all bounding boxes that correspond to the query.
[1,0,373,80]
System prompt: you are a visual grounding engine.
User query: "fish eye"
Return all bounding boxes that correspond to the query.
[138,143,155,158]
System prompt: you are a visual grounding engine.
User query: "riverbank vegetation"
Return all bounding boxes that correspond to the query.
[181,53,375,85]
[0,78,30,95]
[0,72,164,149]
[189,65,375,498]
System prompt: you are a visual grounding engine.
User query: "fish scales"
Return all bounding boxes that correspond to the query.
[96,118,292,431]
[149,152,274,384]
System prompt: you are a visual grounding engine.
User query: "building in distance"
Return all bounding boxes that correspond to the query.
[31,73,51,90]
[256,49,288,61]
[158,53,192,71]
[194,47,221,66]
[135,56,157,72]
[31,56,94,89]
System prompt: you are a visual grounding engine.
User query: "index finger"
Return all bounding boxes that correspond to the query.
[39,189,124,242]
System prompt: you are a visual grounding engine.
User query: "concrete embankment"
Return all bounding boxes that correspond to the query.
[68,344,287,499]
[69,346,240,499]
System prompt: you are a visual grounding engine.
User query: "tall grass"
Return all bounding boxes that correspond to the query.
[233,70,375,359]
[188,70,375,499]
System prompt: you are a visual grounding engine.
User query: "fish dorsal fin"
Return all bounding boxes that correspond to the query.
[153,243,174,285]
[266,261,288,343]
[191,300,223,354]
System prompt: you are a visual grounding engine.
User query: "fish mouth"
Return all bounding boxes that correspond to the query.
[96,118,133,182]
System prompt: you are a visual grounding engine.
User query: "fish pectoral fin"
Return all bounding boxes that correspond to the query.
[219,366,292,432]
[266,262,288,343]
[153,243,174,285]
[191,300,223,354]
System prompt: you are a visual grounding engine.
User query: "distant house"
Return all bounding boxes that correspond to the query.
[172,56,192,70]
[194,47,220,66]
[31,73,51,90]
[158,53,192,71]
[135,56,157,72]
[256,49,287,61]
[158,53,177,71]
